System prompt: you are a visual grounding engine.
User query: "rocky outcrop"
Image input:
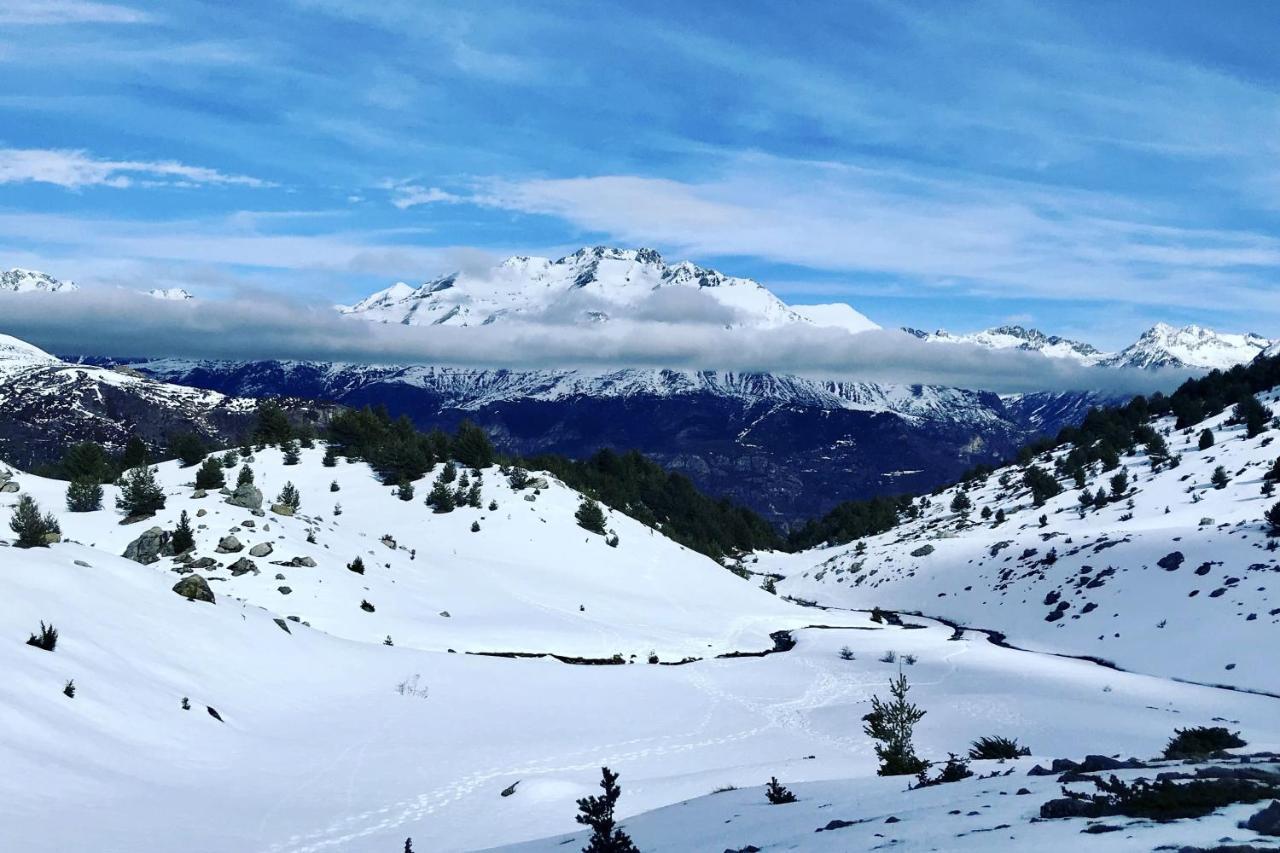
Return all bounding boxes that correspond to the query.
[123,527,174,565]
[227,557,259,577]
[226,483,263,510]
[172,574,214,603]
[248,542,273,558]
[215,535,243,554]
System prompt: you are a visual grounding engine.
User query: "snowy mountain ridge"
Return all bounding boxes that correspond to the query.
[340,246,880,333]
[0,267,79,293]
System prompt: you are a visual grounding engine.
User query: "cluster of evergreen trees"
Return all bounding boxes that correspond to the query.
[326,406,493,485]
[520,448,782,560]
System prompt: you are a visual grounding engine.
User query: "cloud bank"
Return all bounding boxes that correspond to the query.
[0,290,1192,395]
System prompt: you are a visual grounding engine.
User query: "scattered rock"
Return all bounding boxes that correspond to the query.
[1157,551,1185,571]
[910,544,935,557]
[191,489,207,499]
[123,527,174,565]
[273,617,291,634]
[270,503,295,517]
[0,481,19,493]
[73,560,91,567]
[207,706,224,722]
[277,586,292,595]
[1243,799,1280,835]
[172,574,214,603]
[215,535,243,554]
[226,483,263,510]
[290,556,316,567]
[1039,798,1101,819]
[249,542,274,558]
[500,781,519,797]
[360,600,375,612]
[188,557,217,569]
[227,557,259,577]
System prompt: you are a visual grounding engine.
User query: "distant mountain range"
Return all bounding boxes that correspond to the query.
[4,252,1274,521]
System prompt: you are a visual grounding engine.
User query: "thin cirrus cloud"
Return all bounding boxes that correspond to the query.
[0,148,273,190]
[0,1,149,24]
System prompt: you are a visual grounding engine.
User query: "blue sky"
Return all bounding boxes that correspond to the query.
[2,0,1279,348]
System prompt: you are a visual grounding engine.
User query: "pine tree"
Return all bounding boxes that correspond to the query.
[168,432,207,467]
[195,456,226,490]
[1211,465,1230,490]
[949,492,971,515]
[276,482,301,511]
[1023,465,1062,506]
[764,777,797,804]
[237,464,255,487]
[863,672,929,777]
[10,495,61,548]
[397,478,415,501]
[322,445,338,467]
[172,510,195,553]
[1234,395,1269,438]
[1109,469,1129,500]
[254,399,294,445]
[440,461,457,484]
[1265,502,1280,536]
[60,441,114,483]
[116,465,166,517]
[466,483,482,508]
[1198,428,1215,450]
[120,435,148,469]
[1265,457,1280,483]
[994,508,1006,524]
[282,440,301,466]
[1145,432,1171,470]
[574,767,639,853]
[452,420,495,469]
[347,556,365,574]
[66,477,103,512]
[575,498,607,534]
[427,474,455,513]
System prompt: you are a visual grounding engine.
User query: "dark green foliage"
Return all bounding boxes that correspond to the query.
[863,672,929,777]
[10,495,61,547]
[120,435,148,469]
[237,464,255,487]
[325,407,435,485]
[195,456,226,490]
[1144,431,1171,469]
[470,520,480,532]
[116,466,166,517]
[168,432,207,467]
[347,557,365,574]
[1267,501,1280,536]
[949,491,971,515]
[968,735,1031,760]
[788,493,911,551]
[322,445,338,467]
[1109,469,1129,500]
[254,400,294,445]
[1211,465,1230,490]
[915,753,972,787]
[171,510,195,553]
[426,473,455,513]
[526,448,782,560]
[276,482,301,511]
[63,679,75,698]
[1162,726,1246,759]
[575,498,608,535]
[396,478,415,501]
[575,767,639,853]
[452,420,494,469]
[440,461,457,484]
[26,621,57,651]
[466,483,482,508]
[282,439,301,465]
[66,477,103,512]
[58,441,115,483]
[1198,428,1214,450]
[1233,395,1269,438]
[1023,465,1062,506]
[764,777,796,804]
[1265,457,1280,483]
[1056,773,1280,821]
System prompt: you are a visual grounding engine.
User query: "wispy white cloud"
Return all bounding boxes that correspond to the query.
[0,148,273,190]
[0,1,149,25]
[380,180,466,210]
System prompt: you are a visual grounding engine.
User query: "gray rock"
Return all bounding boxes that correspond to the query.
[215,535,243,554]
[290,556,317,567]
[188,557,217,569]
[242,520,255,527]
[227,557,259,577]
[172,574,214,603]
[277,586,292,595]
[196,509,207,518]
[249,542,274,558]
[73,559,91,567]
[270,503,295,517]
[1038,797,1100,819]
[275,573,286,580]
[226,483,263,510]
[123,527,174,565]
[191,489,208,499]
[273,617,291,634]
[1244,800,1280,835]
[0,481,19,493]
[1079,755,1141,772]
[42,532,62,545]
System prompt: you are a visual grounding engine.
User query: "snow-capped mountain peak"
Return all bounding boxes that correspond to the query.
[1101,322,1273,370]
[0,268,79,293]
[339,247,881,333]
[147,287,194,301]
[907,324,1103,364]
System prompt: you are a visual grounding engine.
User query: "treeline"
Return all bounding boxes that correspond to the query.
[785,493,916,551]
[520,448,783,560]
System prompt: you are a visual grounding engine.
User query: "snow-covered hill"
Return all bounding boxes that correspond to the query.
[340,246,880,332]
[760,386,1280,695]
[5,446,1279,852]
[0,334,323,468]
[911,322,1273,371]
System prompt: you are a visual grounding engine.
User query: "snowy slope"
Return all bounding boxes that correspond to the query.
[760,388,1280,694]
[5,448,1280,851]
[146,287,194,300]
[340,246,881,333]
[907,324,1105,365]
